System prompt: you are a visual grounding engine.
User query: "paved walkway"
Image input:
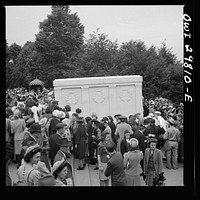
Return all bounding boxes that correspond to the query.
[8,157,183,186]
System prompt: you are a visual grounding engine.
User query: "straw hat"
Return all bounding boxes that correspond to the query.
[24,143,40,157]
[154,111,161,115]
[56,111,66,119]
[168,118,176,125]
[52,109,59,117]
[39,117,48,127]
[52,158,66,174]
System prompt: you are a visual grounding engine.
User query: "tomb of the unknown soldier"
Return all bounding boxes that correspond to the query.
[53,75,143,119]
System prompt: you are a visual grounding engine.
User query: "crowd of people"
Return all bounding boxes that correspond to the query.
[6,87,184,186]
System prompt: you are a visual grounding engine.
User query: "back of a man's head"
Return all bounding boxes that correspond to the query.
[105,141,115,153]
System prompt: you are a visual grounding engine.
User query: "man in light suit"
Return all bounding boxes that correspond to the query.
[104,141,127,186]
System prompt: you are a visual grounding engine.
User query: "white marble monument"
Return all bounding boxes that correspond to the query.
[53,75,143,120]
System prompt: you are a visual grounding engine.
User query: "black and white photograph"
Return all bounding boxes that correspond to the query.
[5,4,194,189]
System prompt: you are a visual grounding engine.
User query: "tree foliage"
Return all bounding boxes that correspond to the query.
[6,6,183,103]
[34,5,84,88]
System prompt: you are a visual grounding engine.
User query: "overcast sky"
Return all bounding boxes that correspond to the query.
[5,5,183,62]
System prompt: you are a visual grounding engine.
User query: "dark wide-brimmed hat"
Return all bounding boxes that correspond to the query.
[52,100,59,104]
[56,123,67,129]
[29,123,41,133]
[76,116,84,123]
[38,174,56,186]
[114,114,122,118]
[91,119,100,124]
[101,117,109,123]
[56,138,71,147]
[118,115,127,120]
[168,118,176,125]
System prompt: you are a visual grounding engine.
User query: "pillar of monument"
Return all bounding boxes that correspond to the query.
[53,75,143,119]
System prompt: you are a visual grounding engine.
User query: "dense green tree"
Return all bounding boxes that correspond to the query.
[6,6,183,103]
[14,42,41,88]
[34,5,84,88]
[75,29,119,77]
[6,42,22,88]
[115,40,149,76]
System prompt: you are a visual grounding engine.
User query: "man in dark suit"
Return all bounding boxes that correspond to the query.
[49,123,67,166]
[53,138,74,186]
[104,141,127,186]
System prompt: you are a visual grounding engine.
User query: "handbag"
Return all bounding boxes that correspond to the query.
[73,147,79,158]
[163,140,170,151]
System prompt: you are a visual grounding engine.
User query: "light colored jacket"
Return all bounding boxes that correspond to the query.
[124,150,143,176]
[11,118,26,140]
[143,148,163,176]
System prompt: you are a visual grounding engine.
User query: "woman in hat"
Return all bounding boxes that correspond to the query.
[120,130,132,157]
[53,138,74,185]
[74,117,87,170]
[17,144,42,186]
[124,138,143,186]
[163,118,180,169]
[143,138,163,186]
[10,109,26,168]
[115,115,133,153]
[38,174,56,186]
[107,116,116,144]
[97,132,112,186]
[52,159,73,186]
[38,118,51,172]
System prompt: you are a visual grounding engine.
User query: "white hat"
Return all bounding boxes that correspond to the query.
[13,109,21,117]
[52,109,59,117]
[148,113,154,118]
[39,117,48,127]
[154,111,161,115]
[57,111,66,119]
[168,118,176,125]
[37,105,43,113]
[31,106,38,113]
[24,144,40,157]
[52,158,65,174]
[130,138,139,147]
[11,106,16,113]
[62,118,70,127]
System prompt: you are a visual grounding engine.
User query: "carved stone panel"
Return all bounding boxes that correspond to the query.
[53,75,143,119]
[116,85,136,115]
[89,87,109,117]
[61,88,82,110]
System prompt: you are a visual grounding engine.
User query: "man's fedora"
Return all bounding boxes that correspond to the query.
[56,138,71,147]
[29,123,41,133]
[38,174,56,186]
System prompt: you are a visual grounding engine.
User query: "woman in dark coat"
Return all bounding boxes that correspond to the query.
[74,117,86,170]
[120,130,131,157]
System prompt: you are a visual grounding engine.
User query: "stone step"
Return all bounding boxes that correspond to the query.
[72,156,91,186]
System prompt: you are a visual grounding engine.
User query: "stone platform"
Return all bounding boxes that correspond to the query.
[53,75,143,119]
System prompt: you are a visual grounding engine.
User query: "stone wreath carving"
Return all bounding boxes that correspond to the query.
[119,89,132,102]
[65,92,78,105]
[92,90,105,103]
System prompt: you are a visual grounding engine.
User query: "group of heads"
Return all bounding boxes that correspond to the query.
[22,143,70,186]
[39,158,70,186]
[22,135,71,186]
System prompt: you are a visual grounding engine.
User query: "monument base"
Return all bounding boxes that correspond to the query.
[53,75,143,120]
